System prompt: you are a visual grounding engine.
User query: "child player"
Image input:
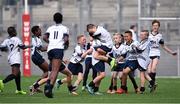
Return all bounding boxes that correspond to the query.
[86,24,116,70]
[148,20,177,85]
[107,33,125,94]
[56,35,91,91]
[82,36,97,91]
[29,25,49,95]
[0,26,32,94]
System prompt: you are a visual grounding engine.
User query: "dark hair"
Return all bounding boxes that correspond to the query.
[130,25,136,29]
[152,20,160,27]
[141,30,149,36]
[77,35,85,41]
[53,12,63,24]
[31,25,39,34]
[124,30,132,37]
[87,24,95,31]
[7,26,16,37]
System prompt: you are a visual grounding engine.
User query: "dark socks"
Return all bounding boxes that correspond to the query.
[88,81,95,88]
[15,72,21,91]
[33,82,40,89]
[140,87,145,92]
[149,80,155,86]
[108,79,113,90]
[151,73,156,82]
[107,57,112,64]
[129,76,138,90]
[94,87,99,92]
[57,79,63,85]
[121,85,127,91]
[113,86,117,91]
[68,85,74,92]
[3,74,16,84]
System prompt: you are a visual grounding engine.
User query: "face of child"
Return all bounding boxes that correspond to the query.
[89,36,93,45]
[35,28,42,37]
[140,32,148,41]
[152,23,159,32]
[79,36,86,45]
[88,27,97,35]
[124,33,132,43]
[113,35,121,44]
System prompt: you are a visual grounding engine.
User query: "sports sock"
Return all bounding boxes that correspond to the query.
[108,79,113,90]
[152,73,156,82]
[33,82,40,89]
[94,87,99,92]
[88,81,95,87]
[121,85,127,90]
[107,57,112,64]
[113,86,117,91]
[68,85,74,92]
[140,87,145,92]
[129,76,138,90]
[3,74,16,83]
[57,79,63,85]
[149,80,155,86]
[15,72,21,91]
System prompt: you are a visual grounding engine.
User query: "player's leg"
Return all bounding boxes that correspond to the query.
[12,64,26,95]
[116,67,131,94]
[150,58,159,82]
[139,71,146,94]
[74,72,83,90]
[128,71,139,93]
[107,72,114,94]
[93,72,105,95]
[112,72,118,94]
[44,49,63,98]
[82,58,91,90]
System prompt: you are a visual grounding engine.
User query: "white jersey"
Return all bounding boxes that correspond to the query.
[129,29,137,41]
[93,26,113,48]
[149,33,163,57]
[70,44,86,64]
[123,41,140,61]
[31,36,43,55]
[91,39,101,65]
[111,44,125,63]
[1,37,22,65]
[136,39,151,69]
[46,24,69,52]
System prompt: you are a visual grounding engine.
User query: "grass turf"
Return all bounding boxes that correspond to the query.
[0,76,180,103]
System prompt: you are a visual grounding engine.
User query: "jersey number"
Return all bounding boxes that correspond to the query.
[9,44,14,51]
[54,31,58,39]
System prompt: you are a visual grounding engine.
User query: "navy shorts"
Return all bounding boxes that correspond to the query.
[68,62,83,75]
[93,61,105,72]
[31,51,45,66]
[150,56,160,60]
[48,62,66,72]
[94,45,112,54]
[124,60,139,71]
[113,63,124,72]
[48,49,64,60]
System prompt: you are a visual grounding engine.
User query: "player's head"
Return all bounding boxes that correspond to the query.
[152,20,160,32]
[31,25,41,37]
[130,25,137,32]
[7,26,17,37]
[77,35,86,45]
[87,24,97,36]
[124,30,133,43]
[140,30,149,41]
[89,36,94,45]
[113,33,124,44]
[53,12,63,24]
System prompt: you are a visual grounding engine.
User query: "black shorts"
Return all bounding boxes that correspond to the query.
[113,63,124,72]
[68,62,83,75]
[48,62,66,72]
[48,49,64,60]
[150,56,160,60]
[31,51,45,66]
[94,45,112,54]
[93,61,105,72]
[124,60,139,71]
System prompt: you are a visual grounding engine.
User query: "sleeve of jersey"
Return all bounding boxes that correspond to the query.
[159,39,164,44]
[75,46,83,56]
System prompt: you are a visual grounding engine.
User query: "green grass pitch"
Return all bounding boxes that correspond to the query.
[0,76,180,103]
